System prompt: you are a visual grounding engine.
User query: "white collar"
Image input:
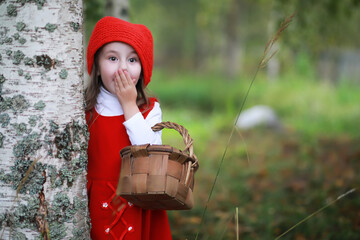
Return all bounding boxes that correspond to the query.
[95,86,123,116]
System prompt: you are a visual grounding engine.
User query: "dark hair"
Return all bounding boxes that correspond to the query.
[84,48,152,113]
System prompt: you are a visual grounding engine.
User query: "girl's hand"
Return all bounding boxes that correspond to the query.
[114,69,140,120]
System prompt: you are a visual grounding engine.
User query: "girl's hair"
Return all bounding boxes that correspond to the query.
[84,48,151,113]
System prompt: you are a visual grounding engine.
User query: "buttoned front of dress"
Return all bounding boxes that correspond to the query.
[86,97,172,240]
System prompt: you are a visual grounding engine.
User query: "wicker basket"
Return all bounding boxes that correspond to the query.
[117,122,199,210]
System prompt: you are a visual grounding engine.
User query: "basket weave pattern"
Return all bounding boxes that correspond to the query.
[117,122,199,210]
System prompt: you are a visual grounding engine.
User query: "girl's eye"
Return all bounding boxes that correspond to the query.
[128,57,137,63]
[109,57,117,61]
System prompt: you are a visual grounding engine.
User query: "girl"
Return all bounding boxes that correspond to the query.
[85,16,172,240]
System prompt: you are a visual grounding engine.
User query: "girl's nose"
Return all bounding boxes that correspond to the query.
[119,60,127,71]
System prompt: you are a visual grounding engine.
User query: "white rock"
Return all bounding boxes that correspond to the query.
[236,105,282,130]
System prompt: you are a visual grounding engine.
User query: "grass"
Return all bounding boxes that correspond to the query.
[149,70,360,239]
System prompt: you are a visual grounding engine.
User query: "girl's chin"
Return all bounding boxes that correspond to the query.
[104,86,116,95]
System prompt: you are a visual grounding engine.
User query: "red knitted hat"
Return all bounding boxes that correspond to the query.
[87,16,153,86]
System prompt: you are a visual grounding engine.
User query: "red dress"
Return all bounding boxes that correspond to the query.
[86,100,172,240]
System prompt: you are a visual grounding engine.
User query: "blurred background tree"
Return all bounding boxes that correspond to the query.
[105,0,129,20]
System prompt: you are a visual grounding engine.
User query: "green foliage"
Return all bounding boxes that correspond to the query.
[150,71,243,112]
[83,0,106,41]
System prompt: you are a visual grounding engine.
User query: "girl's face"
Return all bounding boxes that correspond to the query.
[97,42,142,94]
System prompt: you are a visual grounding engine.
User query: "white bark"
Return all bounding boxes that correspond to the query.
[223,0,243,79]
[266,11,280,81]
[0,0,90,239]
[105,0,129,21]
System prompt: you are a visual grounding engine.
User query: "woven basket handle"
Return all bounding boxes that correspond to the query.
[152,121,199,171]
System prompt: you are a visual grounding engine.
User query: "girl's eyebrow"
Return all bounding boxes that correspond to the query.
[129,50,138,55]
[102,49,119,55]
[102,49,138,56]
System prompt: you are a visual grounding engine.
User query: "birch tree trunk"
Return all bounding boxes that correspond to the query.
[105,0,129,21]
[266,10,280,82]
[224,0,243,79]
[0,0,90,239]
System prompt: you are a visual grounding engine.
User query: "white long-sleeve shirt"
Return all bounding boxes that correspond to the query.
[95,86,162,145]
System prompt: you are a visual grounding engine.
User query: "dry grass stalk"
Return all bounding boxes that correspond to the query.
[0,156,51,239]
[275,188,356,239]
[16,156,41,198]
[260,12,295,69]
[36,189,50,240]
[236,207,239,240]
[235,127,251,166]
